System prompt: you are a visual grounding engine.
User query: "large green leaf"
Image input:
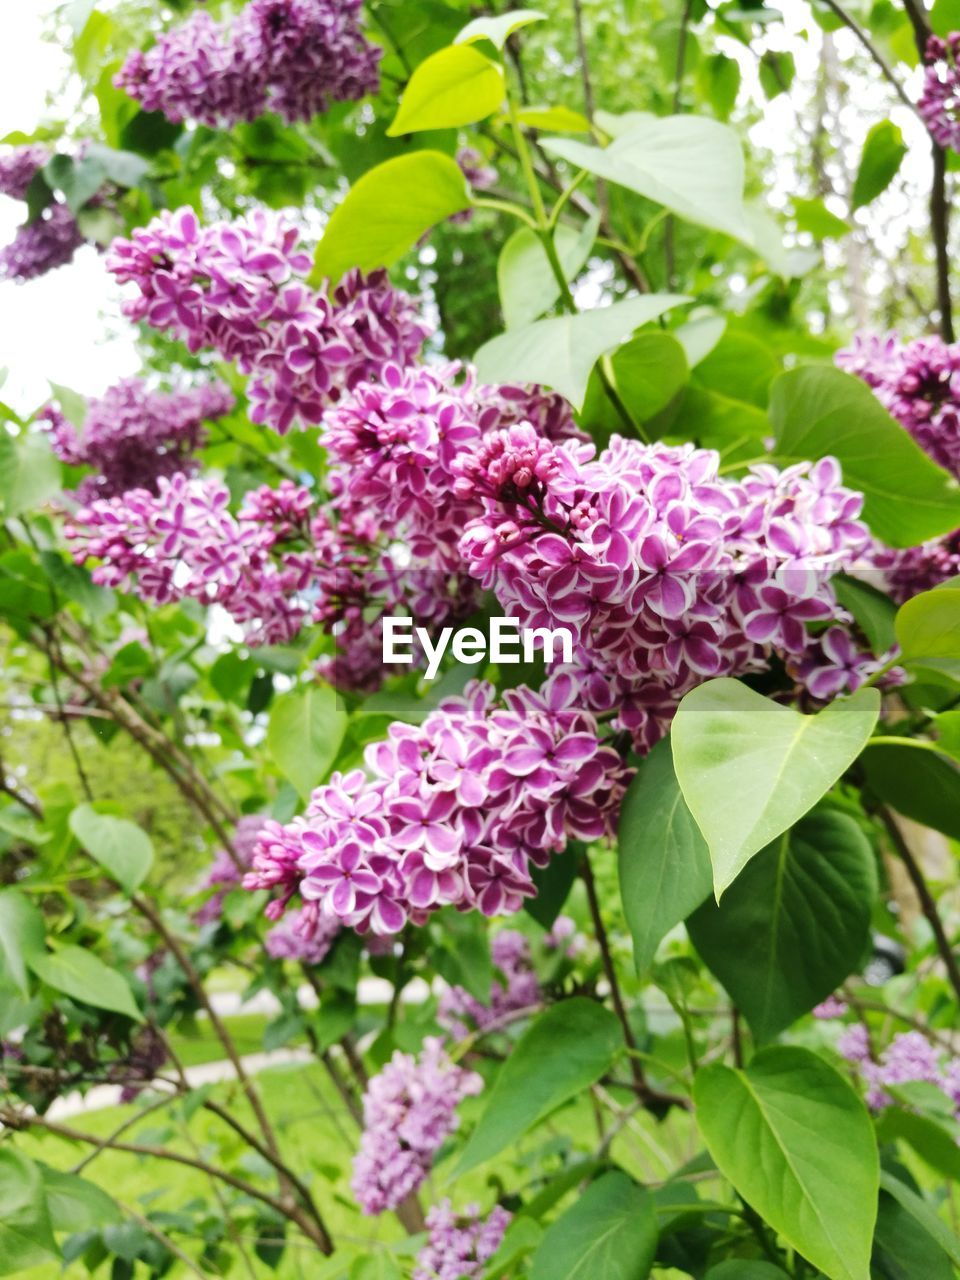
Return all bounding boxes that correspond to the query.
[671,679,880,895]
[455,998,623,1175]
[0,432,61,518]
[0,888,45,997]
[580,332,689,441]
[69,804,154,893]
[694,1046,878,1280]
[0,1150,59,1274]
[877,1106,960,1182]
[851,121,907,210]
[705,1264,789,1279]
[29,946,144,1022]
[528,1172,657,1280]
[542,115,750,241]
[872,1187,955,1280]
[498,216,598,329]
[861,742,960,840]
[687,811,876,1039]
[618,738,711,973]
[312,152,470,284]
[387,46,505,135]
[267,683,348,800]
[40,1166,121,1233]
[879,1170,960,1268]
[474,294,689,410]
[895,587,960,681]
[769,367,960,547]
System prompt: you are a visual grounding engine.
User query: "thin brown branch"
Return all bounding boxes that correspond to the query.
[879,806,960,1004]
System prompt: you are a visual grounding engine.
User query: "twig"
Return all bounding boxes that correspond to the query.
[116,1201,209,1279]
[878,806,960,1004]
[817,0,921,115]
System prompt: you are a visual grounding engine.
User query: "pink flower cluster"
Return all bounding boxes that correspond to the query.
[66,474,317,645]
[243,674,627,936]
[0,144,50,200]
[919,33,960,151]
[116,0,380,129]
[106,207,429,435]
[351,1037,482,1214]
[457,430,876,739]
[42,378,234,500]
[264,907,341,964]
[837,1023,960,1117]
[438,929,542,1040]
[414,1201,512,1280]
[194,814,269,925]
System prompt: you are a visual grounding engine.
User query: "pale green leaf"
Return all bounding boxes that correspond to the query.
[498,215,599,328]
[456,9,546,49]
[267,683,348,800]
[671,678,880,895]
[29,946,144,1022]
[474,294,689,410]
[0,1150,59,1275]
[312,152,470,284]
[388,46,505,135]
[542,116,750,241]
[0,889,45,997]
[69,804,154,893]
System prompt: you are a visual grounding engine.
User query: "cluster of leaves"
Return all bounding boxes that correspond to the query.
[0,1,958,1279]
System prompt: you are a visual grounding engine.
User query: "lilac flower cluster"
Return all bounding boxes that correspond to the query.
[0,144,50,200]
[414,1200,512,1280]
[837,1023,960,1116]
[351,1037,483,1214]
[919,33,960,151]
[66,474,321,645]
[456,430,876,741]
[106,207,429,435]
[837,331,960,601]
[42,378,234,500]
[243,673,627,936]
[113,1027,168,1104]
[116,0,380,129]
[438,929,542,1040]
[837,331,960,477]
[0,145,87,283]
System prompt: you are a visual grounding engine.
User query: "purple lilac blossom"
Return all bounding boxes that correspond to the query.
[106,208,429,435]
[451,147,498,224]
[837,1024,960,1116]
[0,144,50,200]
[437,929,542,1040]
[264,907,341,963]
[194,815,269,924]
[813,994,849,1019]
[414,1200,512,1280]
[919,34,960,151]
[42,378,234,500]
[243,672,628,936]
[0,201,85,282]
[351,1037,483,1214]
[115,0,380,129]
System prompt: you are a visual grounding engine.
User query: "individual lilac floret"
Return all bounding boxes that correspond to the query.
[414,1200,512,1280]
[0,144,50,200]
[437,929,542,1040]
[351,1038,483,1215]
[42,378,234,500]
[115,0,380,128]
[919,33,960,151]
[0,201,85,282]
